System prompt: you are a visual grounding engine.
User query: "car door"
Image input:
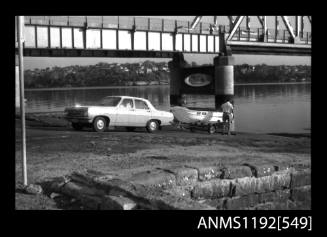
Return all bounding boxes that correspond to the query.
[116,98,134,126]
[133,99,152,126]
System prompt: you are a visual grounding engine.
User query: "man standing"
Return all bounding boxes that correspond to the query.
[221,100,234,135]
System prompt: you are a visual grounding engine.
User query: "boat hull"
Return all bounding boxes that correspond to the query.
[171,106,223,124]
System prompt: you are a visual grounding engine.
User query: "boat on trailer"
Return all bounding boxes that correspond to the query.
[171,106,233,134]
[171,106,223,124]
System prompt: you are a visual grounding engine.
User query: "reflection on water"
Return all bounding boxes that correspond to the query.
[23,83,311,134]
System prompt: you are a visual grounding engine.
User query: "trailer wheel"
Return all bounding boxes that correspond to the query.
[208,125,216,134]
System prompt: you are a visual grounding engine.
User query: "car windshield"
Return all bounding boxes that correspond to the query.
[100,97,121,106]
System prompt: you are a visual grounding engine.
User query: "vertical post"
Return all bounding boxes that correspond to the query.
[59,26,62,48]
[263,16,267,42]
[283,30,286,43]
[275,16,278,43]
[72,28,75,48]
[146,18,150,51]
[17,16,27,186]
[131,17,135,51]
[190,33,193,52]
[34,26,38,48]
[48,25,51,48]
[306,32,309,44]
[213,35,216,52]
[238,27,241,40]
[295,16,300,37]
[301,16,304,38]
[199,23,202,52]
[116,29,119,50]
[159,32,162,51]
[83,16,87,49]
[173,20,177,51]
[100,29,103,49]
[206,34,208,53]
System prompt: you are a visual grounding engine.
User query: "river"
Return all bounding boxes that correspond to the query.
[22,83,311,134]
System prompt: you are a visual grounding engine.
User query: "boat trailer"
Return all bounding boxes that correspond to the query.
[173,120,233,135]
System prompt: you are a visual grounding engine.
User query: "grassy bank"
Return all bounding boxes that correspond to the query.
[15,116,310,209]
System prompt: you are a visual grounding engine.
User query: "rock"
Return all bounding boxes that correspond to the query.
[191,179,232,199]
[234,170,291,196]
[168,167,198,186]
[224,194,260,210]
[60,181,107,198]
[256,170,291,192]
[50,192,61,199]
[24,184,43,195]
[291,185,311,204]
[101,195,137,210]
[290,169,311,188]
[255,165,277,177]
[197,166,223,181]
[222,166,253,179]
[80,195,102,209]
[253,202,275,210]
[259,189,290,203]
[203,198,226,210]
[127,169,176,189]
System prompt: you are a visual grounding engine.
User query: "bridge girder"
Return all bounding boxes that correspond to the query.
[17,16,311,57]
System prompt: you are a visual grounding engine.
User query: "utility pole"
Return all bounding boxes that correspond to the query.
[17,16,27,186]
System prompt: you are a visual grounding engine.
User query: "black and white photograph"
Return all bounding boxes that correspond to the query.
[15,15,311,215]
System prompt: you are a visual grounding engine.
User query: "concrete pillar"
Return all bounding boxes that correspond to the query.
[214,55,235,109]
[168,53,186,106]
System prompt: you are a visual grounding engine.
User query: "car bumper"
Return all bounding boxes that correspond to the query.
[64,116,92,124]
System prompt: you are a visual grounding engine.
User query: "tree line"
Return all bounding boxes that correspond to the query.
[23,61,311,88]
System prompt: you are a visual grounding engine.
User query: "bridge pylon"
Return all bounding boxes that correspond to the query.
[168,50,235,111]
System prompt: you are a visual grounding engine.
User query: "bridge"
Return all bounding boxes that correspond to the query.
[15,16,311,57]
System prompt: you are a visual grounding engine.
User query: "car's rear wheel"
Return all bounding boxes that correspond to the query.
[93,117,107,132]
[126,127,136,132]
[72,122,83,131]
[146,120,158,133]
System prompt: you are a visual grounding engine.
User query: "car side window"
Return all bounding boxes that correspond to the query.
[135,100,149,110]
[120,99,134,109]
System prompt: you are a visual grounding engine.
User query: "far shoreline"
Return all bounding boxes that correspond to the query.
[24,81,311,91]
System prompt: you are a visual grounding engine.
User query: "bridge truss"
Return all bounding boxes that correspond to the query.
[15,16,311,57]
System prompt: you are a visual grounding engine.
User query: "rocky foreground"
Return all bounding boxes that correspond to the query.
[15,113,311,210]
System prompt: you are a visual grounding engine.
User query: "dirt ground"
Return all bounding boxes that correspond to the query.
[15,115,311,210]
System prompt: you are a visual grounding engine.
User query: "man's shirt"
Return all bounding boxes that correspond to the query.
[221,101,233,113]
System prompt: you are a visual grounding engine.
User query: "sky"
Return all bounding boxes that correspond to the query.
[22,16,311,70]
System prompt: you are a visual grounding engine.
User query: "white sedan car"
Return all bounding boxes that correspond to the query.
[64,96,174,132]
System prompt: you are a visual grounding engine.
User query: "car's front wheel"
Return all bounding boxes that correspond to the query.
[72,122,83,131]
[146,120,158,133]
[93,117,107,132]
